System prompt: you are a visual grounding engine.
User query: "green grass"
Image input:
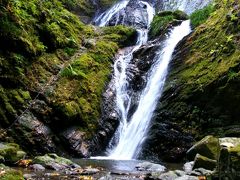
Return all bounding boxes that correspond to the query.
[190,4,216,28]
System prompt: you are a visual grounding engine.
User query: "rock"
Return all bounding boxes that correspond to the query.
[183,161,194,173]
[23,173,37,179]
[193,154,217,171]
[175,175,198,180]
[157,171,178,180]
[29,164,45,171]
[186,136,220,161]
[81,167,100,175]
[61,127,90,157]
[0,142,26,164]
[174,170,186,177]
[218,144,240,179]
[190,168,213,176]
[140,121,194,162]
[33,153,77,170]
[11,111,57,154]
[219,137,240,147]
[107,0,150,29]
[136,162,166,172]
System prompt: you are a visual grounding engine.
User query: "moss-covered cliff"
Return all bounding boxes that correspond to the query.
[155,0,240,140]
[0,0,136,156]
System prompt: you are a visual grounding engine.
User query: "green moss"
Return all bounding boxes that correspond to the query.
[157,0,240,139]
[190,4,216,28]
[149,10,188,39]
[0,143,26,164]
[33,153,73,166]
[0,164,23,180]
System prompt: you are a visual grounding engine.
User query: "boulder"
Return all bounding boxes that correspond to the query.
[0,142,26,164]
[61,127,90,157]
[33,153,78,170]
[135,162,166,172]
[193,154,217,171]
[186,136,220,161]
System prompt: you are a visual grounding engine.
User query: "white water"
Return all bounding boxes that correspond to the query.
[92,0,192,160]
[94,0,129,27]
[108,20,191,160]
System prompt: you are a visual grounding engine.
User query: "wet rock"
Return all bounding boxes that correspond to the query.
[81,167,100,175]
[11,111,57,154]
[157,171,178,180]
[190,168,213,176]
[140,121,194,162]
[175,175,198,180]
[61,127,90,157]
[29,164,45,171]
[108,0,151,28]
[218,143,240,179]
[33,153,77,170]
[0,142,26,164]
[186,136,220,161]
[183,161,194,173]
[192,154,217,171]
[23,173,37,179]
[136,162,166,172]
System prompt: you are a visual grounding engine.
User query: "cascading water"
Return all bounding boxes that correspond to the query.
[92,0,206,160]
[108,20,191,160]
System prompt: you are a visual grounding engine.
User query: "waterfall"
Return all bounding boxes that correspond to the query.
[92,0,206,160]
[108,20,191,160]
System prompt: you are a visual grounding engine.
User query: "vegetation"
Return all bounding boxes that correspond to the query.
[0,0,136,155]
[190,4,216,28]
[157,0,240,139]
[149,10,188,39]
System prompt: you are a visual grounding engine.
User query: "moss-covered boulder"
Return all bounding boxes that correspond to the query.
[149,10,188,39]
[193,154,217,171]
[0,164,23,180]
[187,136,220,161]
[33,153,77,170]
[0,143,26,164]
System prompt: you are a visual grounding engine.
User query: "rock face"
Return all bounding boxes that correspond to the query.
[153,0,240,148]
[97,0,153,28]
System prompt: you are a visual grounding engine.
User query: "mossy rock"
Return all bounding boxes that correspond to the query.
[33,153,73,166]
[0,143,26,164]
[229,145,240,171]
[193,154,217,171]
[149,10,189,39]
[0,164,23,180]
[187,136,220,161]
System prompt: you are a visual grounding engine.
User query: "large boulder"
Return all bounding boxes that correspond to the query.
[186,136,220,161]
[0,143,26,164]
[33,153,79,171]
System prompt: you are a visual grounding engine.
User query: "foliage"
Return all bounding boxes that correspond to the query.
[190,4,215,28]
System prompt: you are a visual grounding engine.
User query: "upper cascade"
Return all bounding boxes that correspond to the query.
[94,0,155,29]
[159,0,212,14]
